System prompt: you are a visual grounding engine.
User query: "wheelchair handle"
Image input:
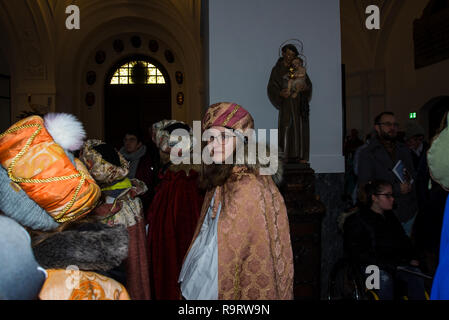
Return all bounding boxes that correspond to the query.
[396,266,433,280]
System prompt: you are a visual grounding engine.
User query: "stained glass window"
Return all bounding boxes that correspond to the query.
[110,61,166,85]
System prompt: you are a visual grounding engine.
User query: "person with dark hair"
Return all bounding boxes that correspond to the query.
[145,120,203,300]
[80,139,151,300]
[358,111,418,236]
[343,180,426,300]
[404,122,428,171]
[267,43,312,162]
[120,129,159,212]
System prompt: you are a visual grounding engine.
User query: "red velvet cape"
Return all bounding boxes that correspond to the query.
[146,168,203,300]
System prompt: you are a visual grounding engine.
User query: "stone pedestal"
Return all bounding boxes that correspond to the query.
[279,162,326,300]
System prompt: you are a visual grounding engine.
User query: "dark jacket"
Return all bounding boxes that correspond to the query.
[135,149,158,212]
[343,208,417,273]
[358,136,418,222]
[414,154,447,253]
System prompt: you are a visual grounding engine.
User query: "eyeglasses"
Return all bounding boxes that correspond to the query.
[375,193,394,199]
[209,132,235,144]
[377,122,399,128]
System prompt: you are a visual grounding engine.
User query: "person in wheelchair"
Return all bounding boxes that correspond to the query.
[343,180,426,300]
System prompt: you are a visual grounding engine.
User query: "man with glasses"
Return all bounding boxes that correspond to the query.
[358,112,418,237]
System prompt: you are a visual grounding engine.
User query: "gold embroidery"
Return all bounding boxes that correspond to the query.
[221,104,240,127]
[233,263,241,299]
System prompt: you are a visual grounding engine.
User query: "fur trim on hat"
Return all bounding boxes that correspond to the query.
[235,142,283,186]
[33,223,128,271]
[44,113,86,151]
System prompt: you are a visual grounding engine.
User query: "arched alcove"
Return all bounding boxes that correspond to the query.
[419,96,449,139]
[0,1,204,139]
[76,28,192,140]
[0,19,12,132]
[104,55,172,148]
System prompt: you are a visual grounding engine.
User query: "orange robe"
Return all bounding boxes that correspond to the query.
[184,167,294,300]
[39,269,130,300]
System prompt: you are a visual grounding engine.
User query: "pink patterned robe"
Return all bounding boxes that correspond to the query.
[184,166,294,300]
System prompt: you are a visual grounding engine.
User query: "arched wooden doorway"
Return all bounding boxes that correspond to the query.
[420,96,449,140]
[104,55,171,149]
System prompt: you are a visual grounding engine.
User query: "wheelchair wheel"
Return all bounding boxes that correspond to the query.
[401,290,430,300]
[327,258,367,300]
[366,289,380,300]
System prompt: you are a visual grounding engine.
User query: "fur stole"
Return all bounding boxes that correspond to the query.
[33,222,128,271]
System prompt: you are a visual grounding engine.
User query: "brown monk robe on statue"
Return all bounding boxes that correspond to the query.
[267,43,312,163]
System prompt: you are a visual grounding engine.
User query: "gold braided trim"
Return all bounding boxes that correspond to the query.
[0,122,85,221]
[53,171,86,221]
[56,195,101,224]
[221,104,240,127]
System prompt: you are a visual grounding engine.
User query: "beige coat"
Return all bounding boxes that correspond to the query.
[185,166,294,300]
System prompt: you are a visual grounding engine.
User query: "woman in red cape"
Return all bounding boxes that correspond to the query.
[146,120,203,300]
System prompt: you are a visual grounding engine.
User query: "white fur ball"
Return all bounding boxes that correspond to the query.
[44,113,86,151]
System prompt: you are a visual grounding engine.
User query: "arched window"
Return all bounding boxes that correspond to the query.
[110,61,166,84]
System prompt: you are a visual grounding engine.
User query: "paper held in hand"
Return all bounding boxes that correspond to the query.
[392,160,413,184]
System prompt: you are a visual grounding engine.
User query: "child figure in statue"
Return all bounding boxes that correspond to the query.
[284,56,307,99]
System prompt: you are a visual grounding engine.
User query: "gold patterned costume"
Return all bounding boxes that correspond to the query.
[182,102,294,300]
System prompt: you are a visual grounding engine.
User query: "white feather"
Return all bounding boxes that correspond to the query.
[44,113,86,151]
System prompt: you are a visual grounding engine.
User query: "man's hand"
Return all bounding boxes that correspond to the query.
[280,88,290,98]
[400,182,412,194]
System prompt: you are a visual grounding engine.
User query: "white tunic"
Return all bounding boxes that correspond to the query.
[178,194,221,300]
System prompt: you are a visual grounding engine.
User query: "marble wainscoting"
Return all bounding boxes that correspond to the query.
[315,172,346,299]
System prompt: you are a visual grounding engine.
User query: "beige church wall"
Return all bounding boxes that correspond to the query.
[0,30,11,133]
[208,0,344,173]
[341,0,404,138]
[342,0,449,139]
[77,32,188,140]
[383,1,449,138]
[0,0,58,121]
[0,0,204,140]
[55,0,204,140]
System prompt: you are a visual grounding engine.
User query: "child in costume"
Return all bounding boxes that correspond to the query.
[80,139,151,300]
[0,113,130,300]
[179,102,293,300]
[146,120,203,300]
